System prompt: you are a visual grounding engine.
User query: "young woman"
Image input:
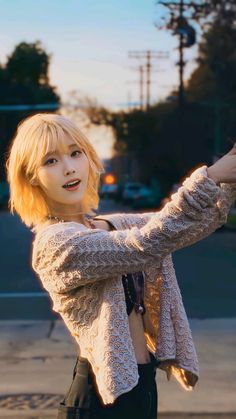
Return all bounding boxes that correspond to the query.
[6,113,236,419]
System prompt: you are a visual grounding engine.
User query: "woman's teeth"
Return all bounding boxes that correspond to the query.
[63,180,81,189]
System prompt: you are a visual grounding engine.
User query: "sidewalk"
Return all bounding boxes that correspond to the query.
[0,318,236,418]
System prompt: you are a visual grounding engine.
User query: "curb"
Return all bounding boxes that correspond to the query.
[1,411,236,418]
[158,414,236,418]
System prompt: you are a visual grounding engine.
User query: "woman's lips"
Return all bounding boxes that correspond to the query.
[63,181,81,191]
[62,178,81,188]
[66,185,80,191]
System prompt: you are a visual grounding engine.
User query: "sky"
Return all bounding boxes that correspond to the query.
[0,0,200,110]
[0,0,201,158]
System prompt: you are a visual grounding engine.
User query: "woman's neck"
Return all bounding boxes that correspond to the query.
[49,214,90,225]
[46,206,88,225]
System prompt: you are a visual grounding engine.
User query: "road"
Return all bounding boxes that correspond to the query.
[0,199,235,320]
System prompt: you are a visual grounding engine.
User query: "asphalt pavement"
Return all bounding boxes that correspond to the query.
[0,202,236,418]
[1,209,236,320]
[0,318,236,418]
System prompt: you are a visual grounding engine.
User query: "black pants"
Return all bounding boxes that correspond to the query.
[58,353,158,419]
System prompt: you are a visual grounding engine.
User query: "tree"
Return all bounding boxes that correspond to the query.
[204,0,236,27]
[0,41,60,181]
[186,3,236,156]
[6,41,50,85]
[65,90,113,126]
[0,41,60,105]
[187,22,236,103]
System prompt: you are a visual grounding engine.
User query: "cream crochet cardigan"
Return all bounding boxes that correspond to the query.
[32,165,236,404]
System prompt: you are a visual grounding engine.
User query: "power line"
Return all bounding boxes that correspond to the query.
[128,50,169,110]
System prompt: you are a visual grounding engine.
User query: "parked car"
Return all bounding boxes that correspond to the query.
[121,182,145,205]
[99,183,118,199]
[121,182,162,209]
[131,185,162,210]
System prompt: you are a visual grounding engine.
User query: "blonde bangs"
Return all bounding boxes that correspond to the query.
[26,123,76,176]
[6,113,105,229]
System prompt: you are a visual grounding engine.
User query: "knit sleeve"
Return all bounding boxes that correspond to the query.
[172,180,236,247]
[95,181,236,248]
[32,165,223,293]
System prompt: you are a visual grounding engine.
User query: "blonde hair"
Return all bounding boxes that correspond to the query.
[5,113,105,229]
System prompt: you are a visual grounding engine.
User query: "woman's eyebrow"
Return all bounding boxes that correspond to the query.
[43,144,78,159]
[43,150,58,160]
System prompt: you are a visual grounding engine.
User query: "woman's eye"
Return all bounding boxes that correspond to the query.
[71,150,82,156]
[44,158,57,165]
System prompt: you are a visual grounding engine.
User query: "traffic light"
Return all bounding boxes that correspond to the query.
[103,173,116,185]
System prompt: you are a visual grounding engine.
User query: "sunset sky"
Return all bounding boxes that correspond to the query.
[0,0,201,158]
[0,0,200,110]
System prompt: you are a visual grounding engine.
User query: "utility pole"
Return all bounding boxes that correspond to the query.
[146,51,151,110]
[156,0,207,163]
[126,68,163,111]
[139,65,144,111]
[128,50,168,110]
[157,0,206,108]
[178,0,185,108]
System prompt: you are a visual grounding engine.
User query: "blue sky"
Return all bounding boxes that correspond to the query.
[0,0,200,110]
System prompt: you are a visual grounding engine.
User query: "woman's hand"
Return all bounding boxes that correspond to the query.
[207,143,236,184]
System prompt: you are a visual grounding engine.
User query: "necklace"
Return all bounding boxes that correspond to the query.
[47,214,96,228]
[47,214,66,223]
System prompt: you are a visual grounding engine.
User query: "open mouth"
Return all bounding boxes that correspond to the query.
[62,180,81,189]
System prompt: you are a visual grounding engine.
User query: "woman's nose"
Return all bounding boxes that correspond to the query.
[63,157,76,176]
[65,167,76,176]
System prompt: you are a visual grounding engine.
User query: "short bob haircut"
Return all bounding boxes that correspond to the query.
[6,113,105,229]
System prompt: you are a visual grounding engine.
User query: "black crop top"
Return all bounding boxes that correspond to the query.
[92,218,146,316]
[122,272,146,316]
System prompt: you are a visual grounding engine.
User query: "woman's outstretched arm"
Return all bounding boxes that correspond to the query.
[32,165,226,293]
[94,179,236,248]
[95,144,236,246]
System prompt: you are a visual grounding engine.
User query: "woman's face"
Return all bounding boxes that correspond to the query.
[36,135,90,215]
